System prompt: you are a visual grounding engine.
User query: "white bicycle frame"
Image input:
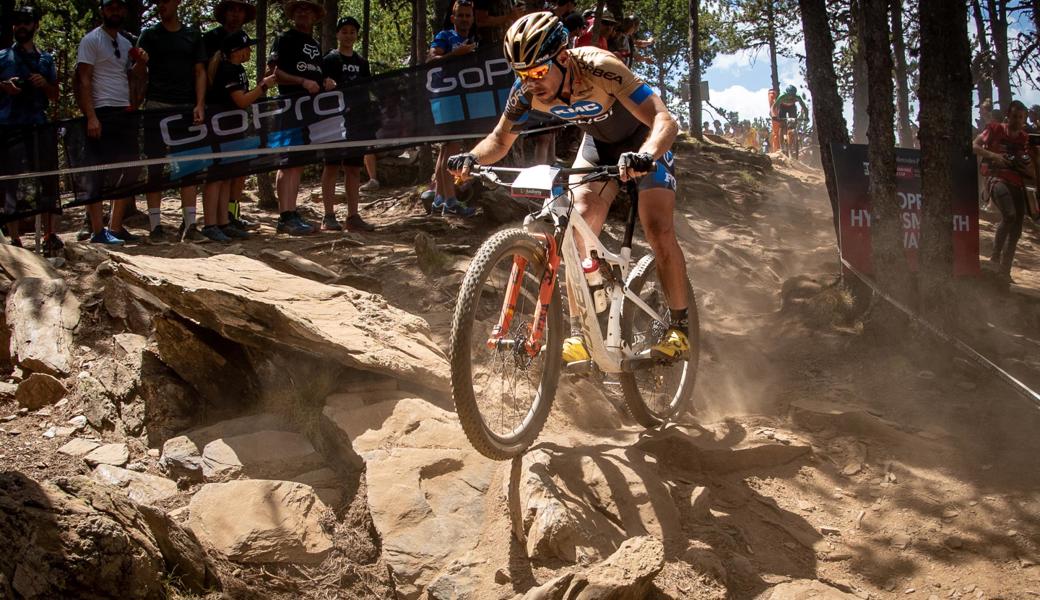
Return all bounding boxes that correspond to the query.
[499,165,668,374]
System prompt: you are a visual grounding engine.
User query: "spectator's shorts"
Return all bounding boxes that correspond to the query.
[576,132,677,193]
[142,100,195,185]
[80,106,142,200]
[325,155,365,168]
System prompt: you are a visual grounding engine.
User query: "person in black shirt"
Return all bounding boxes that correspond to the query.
[318,16,375,232]
[200,30,277,242]
[268,0,334,235]
[202,0,258,233]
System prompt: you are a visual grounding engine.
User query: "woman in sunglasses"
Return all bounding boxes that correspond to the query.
[448,11,690,362]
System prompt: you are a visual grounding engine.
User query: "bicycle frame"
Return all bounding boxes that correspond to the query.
[480,165,669,375]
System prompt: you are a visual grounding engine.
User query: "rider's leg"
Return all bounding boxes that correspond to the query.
[638,187,687,311]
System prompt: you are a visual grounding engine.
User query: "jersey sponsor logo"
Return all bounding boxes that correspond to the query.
[550,100,604,119]
[343,64,361,73]
[296,62,323,74]
[573,56,624,83]
[302,43,320,59]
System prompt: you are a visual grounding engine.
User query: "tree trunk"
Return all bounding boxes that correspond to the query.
[850,0,870,144]
[919,0,971,325]
[970,0,992,106]
[255,0,278,211]
[417,0,428,61]
[607,0,624,21]
[766,2,780,91]
[798,0,849,237]
[320,0,338,52]
[987,0,1011,111]
[862,0,904,301]
[0,0,14,49]
[688,0,702,140]
[362,0,371,57]
[891,0,912,147]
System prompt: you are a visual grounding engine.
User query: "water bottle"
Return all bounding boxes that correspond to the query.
[582,258,608,314]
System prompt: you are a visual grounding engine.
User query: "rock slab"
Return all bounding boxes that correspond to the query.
[84,443,130,467]
[756,579,861,599]
[113,252,449,390]
[187,480,333,564]
[15,373,67,410]
[5,277,79,377]
[92,464,179,506]
[519,536,666,600]
[201,430,325,482]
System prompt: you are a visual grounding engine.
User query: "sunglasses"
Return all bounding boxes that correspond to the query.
[112,38,121,59]
[517,62,551,82]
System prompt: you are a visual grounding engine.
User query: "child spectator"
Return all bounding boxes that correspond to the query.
[268,0,336,235]
[203,0,259,233]
[320,16,376,232]
[427,0,478,217]
[200,30,277,242]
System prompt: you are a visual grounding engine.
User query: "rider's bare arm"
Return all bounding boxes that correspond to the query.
[468,114,520,167]
[615,92,677,160]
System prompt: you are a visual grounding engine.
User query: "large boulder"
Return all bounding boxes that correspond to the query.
[5,277,79,377]
[322,394,498,599]
[113,252,449,391]
[187,480,333,564]
[200,430,325,482]
[513,446,682,564]
[0,472,220,599]
[15,373,67,410]
[518,536,666,600]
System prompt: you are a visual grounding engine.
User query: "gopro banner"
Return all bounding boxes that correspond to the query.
[0,45,540,224]
[832,143,980,277]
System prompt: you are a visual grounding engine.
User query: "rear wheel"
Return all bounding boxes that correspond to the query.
[448,228,563,460]
[619,255,699,427]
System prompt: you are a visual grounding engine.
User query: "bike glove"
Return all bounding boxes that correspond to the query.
[447,152,479,173]
[618,151,656,175]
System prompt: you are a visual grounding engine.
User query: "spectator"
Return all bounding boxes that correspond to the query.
[1027,104,1040,134]
[201,31,276,242]
[268,0,335,235]
[976,98,995,134]
[320,16,375,232]
[473,0,521,46]
[427,0,478,217]
[551,0,576,19]
[973,99,1040,283]
[713,119,723,136]
[575,9,616,50]
[203,0,259,233]
[562,12,585,46]
[359,154,380,192]
[0,5,61,254]
[75,0,147,245]
[137,0,208,242]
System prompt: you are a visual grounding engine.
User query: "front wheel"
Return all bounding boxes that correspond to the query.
[448,228,563,460]
[619,255,699,427]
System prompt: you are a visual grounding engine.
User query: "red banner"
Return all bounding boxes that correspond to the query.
[832,144,980,277]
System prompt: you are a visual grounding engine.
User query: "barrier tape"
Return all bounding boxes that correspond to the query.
[840,257,1040,411]
[0,123,569,184]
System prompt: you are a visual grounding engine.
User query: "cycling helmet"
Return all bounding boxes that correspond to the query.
[785,85,797,96]
[504,11,569,71]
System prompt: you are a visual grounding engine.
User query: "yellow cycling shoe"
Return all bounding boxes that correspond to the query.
[651,328,689,360]
[562,336,591,363]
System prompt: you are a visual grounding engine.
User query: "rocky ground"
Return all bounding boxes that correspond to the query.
[1,138,1039,600]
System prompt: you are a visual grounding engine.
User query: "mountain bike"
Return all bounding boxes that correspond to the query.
[781,117,800,160]
[448,164,699,460]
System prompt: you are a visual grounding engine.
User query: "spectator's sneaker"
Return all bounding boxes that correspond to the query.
[277,213,314,236]
[179,223,207,243]
[220,223,250,240]
[89,228,125,245]
[43,234,64,257]
[201,225,232,243]
[346,213,375,232]
[229,213,260,231]
[321,215,343,231]
[77,217,92,241]
[149,225,169,243]
[442,199,477,218]
[110,228,139,243]
[359,178,380,192]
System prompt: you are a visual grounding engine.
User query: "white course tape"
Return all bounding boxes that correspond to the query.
[841,257,1040,411]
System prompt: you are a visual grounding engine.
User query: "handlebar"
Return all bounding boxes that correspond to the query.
[472,165,620,177]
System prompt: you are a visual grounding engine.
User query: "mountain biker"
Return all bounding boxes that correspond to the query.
[771,85,807,147]
[448,11,690,363]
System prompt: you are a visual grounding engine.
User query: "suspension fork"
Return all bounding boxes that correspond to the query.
[485,233,561,357]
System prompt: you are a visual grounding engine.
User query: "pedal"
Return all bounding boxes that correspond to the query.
[563,360,592,375]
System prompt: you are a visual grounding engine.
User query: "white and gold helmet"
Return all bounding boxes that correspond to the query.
[504,11,569,71]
